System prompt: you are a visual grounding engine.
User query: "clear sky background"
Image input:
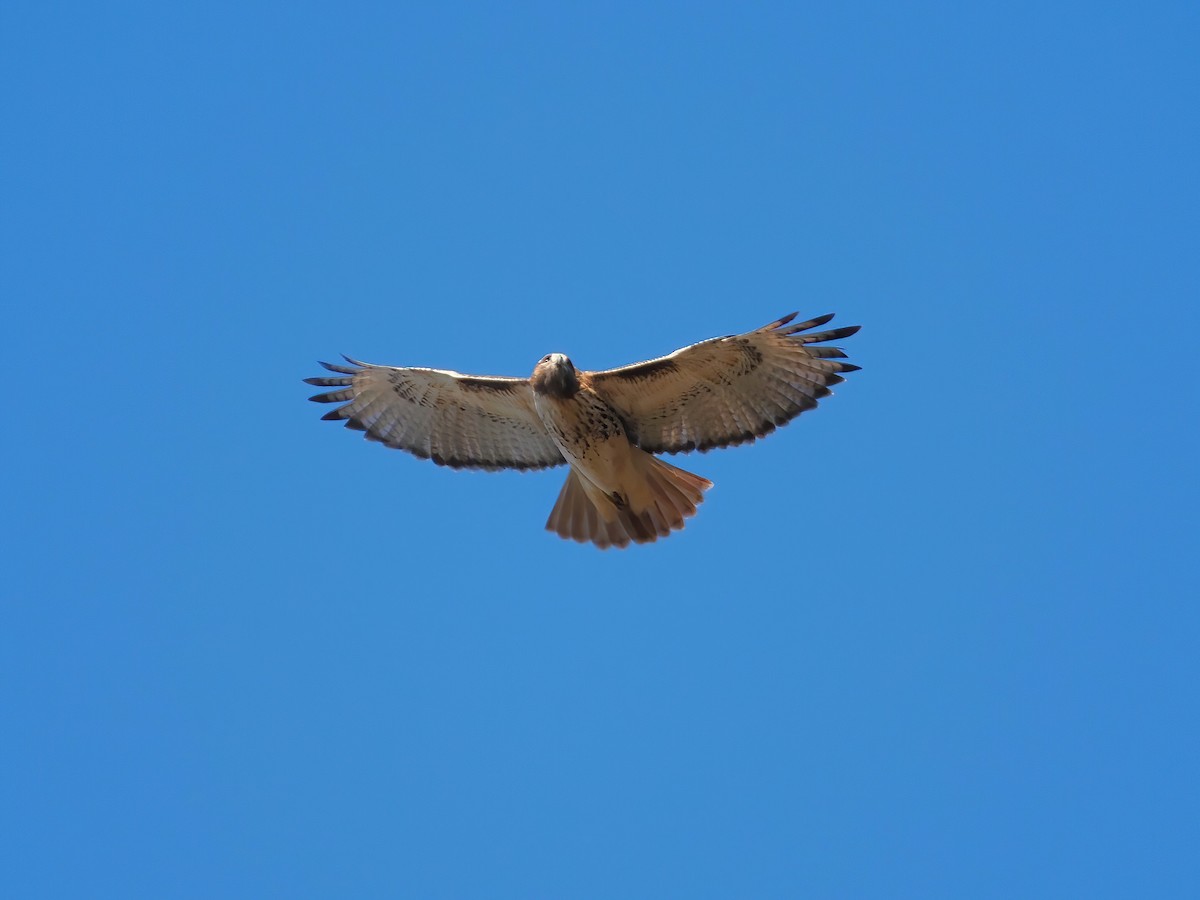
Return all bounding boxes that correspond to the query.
[3,2,1198,897]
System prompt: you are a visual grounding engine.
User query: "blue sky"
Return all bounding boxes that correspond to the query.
[3,2,1198,897]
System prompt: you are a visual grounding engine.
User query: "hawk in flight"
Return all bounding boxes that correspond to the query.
[305,312,860,548]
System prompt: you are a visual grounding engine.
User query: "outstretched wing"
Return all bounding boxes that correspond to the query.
[587,312,860,454]
[304,359,566,471]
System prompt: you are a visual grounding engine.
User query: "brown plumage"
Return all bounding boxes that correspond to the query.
[305,312,860,548]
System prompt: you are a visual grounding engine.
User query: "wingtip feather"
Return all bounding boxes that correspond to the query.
[771,311,799,328]
[779,312,840,335]
[316,360,348,374]
[303,375,351,387]
[797,324,861,343]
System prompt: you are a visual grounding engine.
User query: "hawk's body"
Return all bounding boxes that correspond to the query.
[533,372,633,503]
[305,312,860,548]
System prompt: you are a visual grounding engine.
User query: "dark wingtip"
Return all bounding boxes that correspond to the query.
[780,313,839,335]
[317,359,361,375]
[839,363,862,373]
[807,325,861,343]
[320,409,347,421]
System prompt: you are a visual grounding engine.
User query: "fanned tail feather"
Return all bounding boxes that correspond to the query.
[546,452,713,549]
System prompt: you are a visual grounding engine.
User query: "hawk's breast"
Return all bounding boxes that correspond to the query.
[533,388,629,467]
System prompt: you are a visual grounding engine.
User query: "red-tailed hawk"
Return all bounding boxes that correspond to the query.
[305,312,860,548]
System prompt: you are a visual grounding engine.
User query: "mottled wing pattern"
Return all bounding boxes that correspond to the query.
[304,358,566,471]
[588,313,860,454]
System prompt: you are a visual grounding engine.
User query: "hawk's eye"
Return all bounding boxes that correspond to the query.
[541,355,551,363]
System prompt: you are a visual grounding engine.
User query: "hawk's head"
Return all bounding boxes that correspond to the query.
[531,353,580,398]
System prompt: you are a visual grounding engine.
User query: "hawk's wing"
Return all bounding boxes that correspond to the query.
[304,359,566,471]
[587,312,860,454]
